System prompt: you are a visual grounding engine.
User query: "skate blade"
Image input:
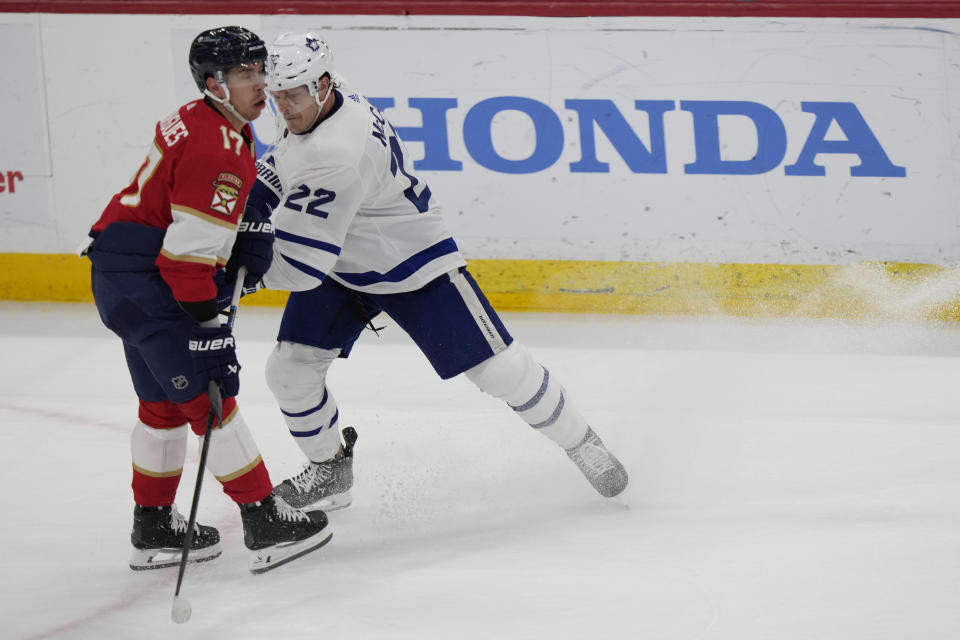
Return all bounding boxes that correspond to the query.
[248,530,333,575]
[607,493,630,509]
[313,491,352,512]
[129,544,222,571]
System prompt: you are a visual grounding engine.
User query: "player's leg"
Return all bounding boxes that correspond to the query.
[121,344,223,569]
[93,263,328,572]
[120,300,275,505]
[465,341,629,498]
[89,261,223,569]
[265,278,371,509]
[131,306,332,572]
[385,267,628,498]
[172,384,332,573]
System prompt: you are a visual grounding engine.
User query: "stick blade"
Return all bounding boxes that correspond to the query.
[171,596,192,623]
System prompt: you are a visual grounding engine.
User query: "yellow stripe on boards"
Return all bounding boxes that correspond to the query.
[0,254,95,303]
[467,259,960,321]
[2,253,958,321]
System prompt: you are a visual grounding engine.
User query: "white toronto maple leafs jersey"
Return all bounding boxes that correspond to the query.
[259,85,466,294]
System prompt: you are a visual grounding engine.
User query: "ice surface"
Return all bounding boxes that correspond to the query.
[1,302,958,639]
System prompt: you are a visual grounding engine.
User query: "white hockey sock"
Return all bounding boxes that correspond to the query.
[204,409,264,481]
[466,342,588,449]
[130,420,188,477]
[280,386,343,462]
[266,341,344,462]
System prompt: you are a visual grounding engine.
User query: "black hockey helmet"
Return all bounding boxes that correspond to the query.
[189,26,267,92]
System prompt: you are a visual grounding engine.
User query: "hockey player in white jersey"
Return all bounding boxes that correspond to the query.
[245,31,628,511]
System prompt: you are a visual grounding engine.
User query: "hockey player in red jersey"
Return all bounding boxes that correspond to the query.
[84,26,330,574]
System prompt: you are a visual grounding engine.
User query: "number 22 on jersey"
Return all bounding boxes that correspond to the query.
[369,106,432,213]
[283,185,336,218]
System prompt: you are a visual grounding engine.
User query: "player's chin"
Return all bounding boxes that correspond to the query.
[241,100,266,121]
[283,116,303,133]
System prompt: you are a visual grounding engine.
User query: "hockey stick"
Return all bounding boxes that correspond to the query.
[171,267,247,624]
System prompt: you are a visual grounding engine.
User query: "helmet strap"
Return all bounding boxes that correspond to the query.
[302,79,333,131]
[204,72,249,124]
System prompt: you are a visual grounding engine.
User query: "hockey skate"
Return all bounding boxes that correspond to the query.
[129,504,221,571]
[240,492,332,574]
[274,426,357,511]
[566,427,629,498]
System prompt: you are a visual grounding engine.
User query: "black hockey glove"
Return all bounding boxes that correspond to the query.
[215,270,261,311]
[188,325,241,398]
[225,206,274,289]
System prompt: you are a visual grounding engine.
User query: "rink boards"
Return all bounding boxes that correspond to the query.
[3,253,957,321]
[0,7,957,319]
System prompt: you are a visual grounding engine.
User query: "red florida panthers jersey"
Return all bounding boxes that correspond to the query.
[92,99,257,303]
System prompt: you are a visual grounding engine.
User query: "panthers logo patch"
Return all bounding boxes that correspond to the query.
[210,172,243,215]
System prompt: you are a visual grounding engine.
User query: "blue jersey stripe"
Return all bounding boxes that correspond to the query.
[280,253,329,281]
[333,237,460,287]
[275,229,342,256]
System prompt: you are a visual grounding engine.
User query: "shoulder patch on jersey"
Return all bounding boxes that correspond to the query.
[216,172,243,189]
[348,93,361,103]
[210,172,244,216]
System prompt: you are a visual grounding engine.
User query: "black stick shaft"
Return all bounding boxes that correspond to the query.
[174,381,222,596]
[172,267,245,599]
